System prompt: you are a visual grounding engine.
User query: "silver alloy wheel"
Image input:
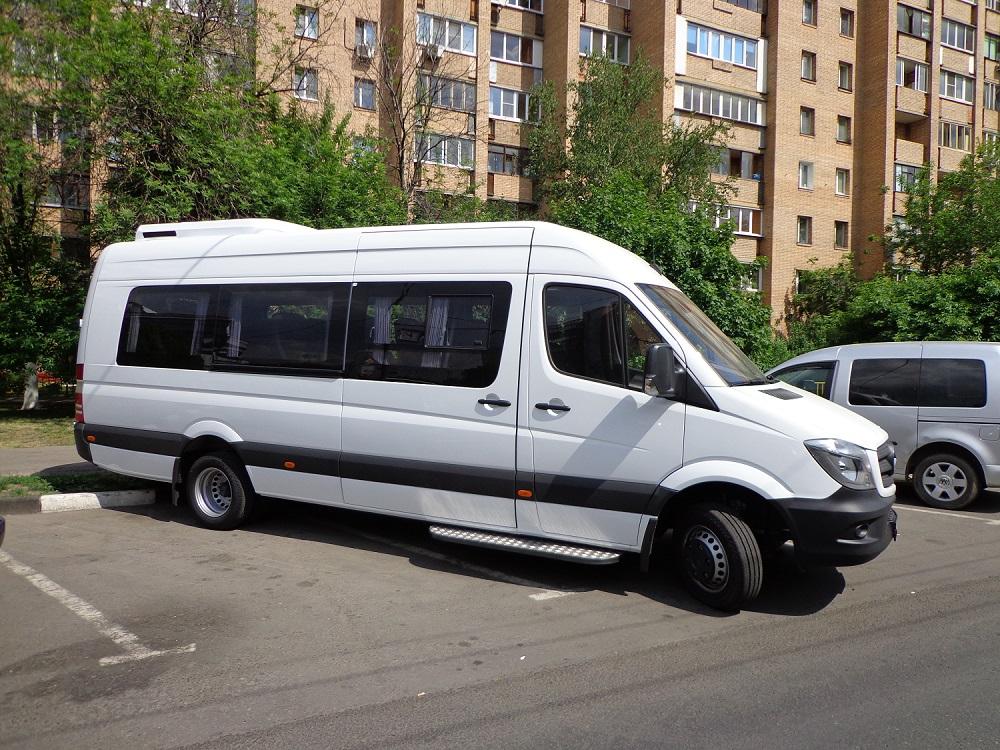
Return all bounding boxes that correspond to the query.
[193,467,233,518]
[921,461,969,503]
[682,525,729,593]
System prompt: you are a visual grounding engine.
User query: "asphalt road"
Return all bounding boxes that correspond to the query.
[1,490,999,749]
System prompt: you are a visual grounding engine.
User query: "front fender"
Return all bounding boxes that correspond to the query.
[659,460,797,501]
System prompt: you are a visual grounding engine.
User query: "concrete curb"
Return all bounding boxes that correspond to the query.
[0,490,157,515]
[39,490,158,513]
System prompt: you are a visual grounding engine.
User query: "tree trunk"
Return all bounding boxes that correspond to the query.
[21,363,39,410]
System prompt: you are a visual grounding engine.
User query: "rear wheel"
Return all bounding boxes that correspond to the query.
[187,452,255,530]
[674,506,763,611]
[913,453,980,510]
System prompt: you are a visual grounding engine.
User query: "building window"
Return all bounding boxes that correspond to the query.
[897,5,931,39]
[353,78,375,110]
[416,12,477,55]
[835,167,850,196]
[800,106,815,135]
[491,31,541,67]
[941,18,975,53]
[489,85,536,121]
[488,144,528,176]
[719,0,763,10]
[493,0,543,11]
[293,67,318,100]
[987,34,1000,63]
[678,83,764,126]
[840,8,854,37]
[418,74,476,112]
[836,115,852,143]
[986,83,1000,112]
[686,23,759,69]
[838,61,853,91]
[896,57,928,92]
[720,205,762,236]
[802,0,817,25]
[417,133,475,168]
[711,148,763,179]
[579,26,630,64]
[295,6,318,39]
[798,161,814,190]
[835,220,849,248]
[984,130,1000,145]
[940,70,974,104]
[740,263,763,292]
[894,162,919,191]
[43,174,90,209]
[355,19,376,48]
[797,216,813,245]
[801,51,816,82]
[939,121,972,151]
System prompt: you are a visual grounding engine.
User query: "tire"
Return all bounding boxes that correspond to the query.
[674,506,763,611]
[186,452,256,530]
[913,453,981,510]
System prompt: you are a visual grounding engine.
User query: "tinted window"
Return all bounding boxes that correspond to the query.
[772,362,835,399]
[346,281,511,387]
[919,358,987,408]
[848,358,920,406]
[118,286,217,369]
[213,284,349,373]
[545,286,662,390]
[118,283,349,374]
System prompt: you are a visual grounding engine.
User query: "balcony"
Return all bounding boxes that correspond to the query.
[895,137,925,165]
[937,146,968,173]
[896,86,929,121]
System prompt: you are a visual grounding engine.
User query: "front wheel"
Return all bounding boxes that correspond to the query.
[186,452,256,530]
[674,506,763,611]
[913,454,980,510]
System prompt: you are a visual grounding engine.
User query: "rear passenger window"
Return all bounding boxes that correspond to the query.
[118,286,217,369]
[545,285,662,390]
[346,281,511,387]
[919,359,987,408]
[848,358,920,406]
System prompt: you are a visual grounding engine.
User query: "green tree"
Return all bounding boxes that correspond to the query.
[528,55,779,365]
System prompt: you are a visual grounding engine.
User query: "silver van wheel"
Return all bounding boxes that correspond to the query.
[193,467,233,518]
[920,462,968,504]
[682,525,729,593]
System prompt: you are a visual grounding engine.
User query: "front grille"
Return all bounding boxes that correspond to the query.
[877,441,896,488]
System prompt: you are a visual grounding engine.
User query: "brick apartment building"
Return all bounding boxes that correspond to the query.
[34,0,1000,318]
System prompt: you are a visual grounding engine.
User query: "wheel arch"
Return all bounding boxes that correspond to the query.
[906,441,985,487]
[654,481,789,542]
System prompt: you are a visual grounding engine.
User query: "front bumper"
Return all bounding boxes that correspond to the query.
[773,487,896,567]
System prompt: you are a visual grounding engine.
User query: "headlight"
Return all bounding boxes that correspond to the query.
[805,438,876,490]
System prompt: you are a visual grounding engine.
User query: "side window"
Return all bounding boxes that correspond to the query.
[346,281,511,387]
[624,299,664,390]
[117,286,217,369]
[213,284,349,373]
[919,358,987,408]
[848,358,920,406]
[771,362,835,398]
[545,285,624,387]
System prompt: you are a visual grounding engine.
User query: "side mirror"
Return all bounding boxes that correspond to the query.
[644,343,682,399]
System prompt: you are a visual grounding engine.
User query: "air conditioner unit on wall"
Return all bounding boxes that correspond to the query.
[356,43,374,60]
[424,43,445,61]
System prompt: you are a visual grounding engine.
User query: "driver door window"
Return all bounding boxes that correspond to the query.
[772,362,835,398]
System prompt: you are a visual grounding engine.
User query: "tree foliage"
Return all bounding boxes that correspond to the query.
[528,55,780,365]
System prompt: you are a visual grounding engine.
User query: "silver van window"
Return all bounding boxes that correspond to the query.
[848,358,920,406]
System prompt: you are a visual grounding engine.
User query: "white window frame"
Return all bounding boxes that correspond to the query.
[295,6,319,39]
[840,8,855,37]
[579,25,630,65]
[678,83,764,126]
[492,0,543,13]
[986,82,1000,112]
[355,19,376,48]
[987,34,1000,63]
[417,133,475,169]
[293,67,318,100]
[984,130,1000,144]
[798,161,814,190]
[489,85,535,122]
[940,70,974,104]
[490,31,541,67]
[897,5,931,40]
[894,162,919,191]
[800,107,815,136]
[835,167,850,196]
[836,115,852,144]
[896,57,928,92]
[802,0,817,26]
[939,121,972,152]
[801,50,816,81]
[838,61,853,91]
[353,78,375,110]
[941,18,975,53]
[416,12,477,56]
[685,22,759,70]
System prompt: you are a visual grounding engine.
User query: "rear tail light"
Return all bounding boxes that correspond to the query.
[74,363,84,423]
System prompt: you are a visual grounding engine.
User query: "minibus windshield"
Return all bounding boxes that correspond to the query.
[638,284,767,386]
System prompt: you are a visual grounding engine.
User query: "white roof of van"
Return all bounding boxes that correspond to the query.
[99,219,674,288]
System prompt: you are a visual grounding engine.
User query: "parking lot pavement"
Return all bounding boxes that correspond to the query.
[1,492,999,749]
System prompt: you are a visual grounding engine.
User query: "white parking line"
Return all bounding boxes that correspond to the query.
[894,505,1000,526]
[0,550,196,666]
[343,528,576,601]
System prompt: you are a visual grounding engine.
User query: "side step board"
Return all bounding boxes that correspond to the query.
[429,525,621,565]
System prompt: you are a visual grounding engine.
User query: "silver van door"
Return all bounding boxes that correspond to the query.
[836,345,923,475]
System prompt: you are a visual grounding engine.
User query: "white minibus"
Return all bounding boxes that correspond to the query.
[74,219,897,609]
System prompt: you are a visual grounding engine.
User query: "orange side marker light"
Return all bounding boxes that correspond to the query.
[516,489,533,499]
[86,435,96,443]
[283,460,296,470]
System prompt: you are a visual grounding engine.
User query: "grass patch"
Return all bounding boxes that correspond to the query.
[0,399,75,448]
[0,472,157,497]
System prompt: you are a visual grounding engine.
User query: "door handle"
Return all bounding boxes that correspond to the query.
[535,402,571,412]
[478,398,511,407]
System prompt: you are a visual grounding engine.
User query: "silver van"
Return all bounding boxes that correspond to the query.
[769,342,1000,509]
